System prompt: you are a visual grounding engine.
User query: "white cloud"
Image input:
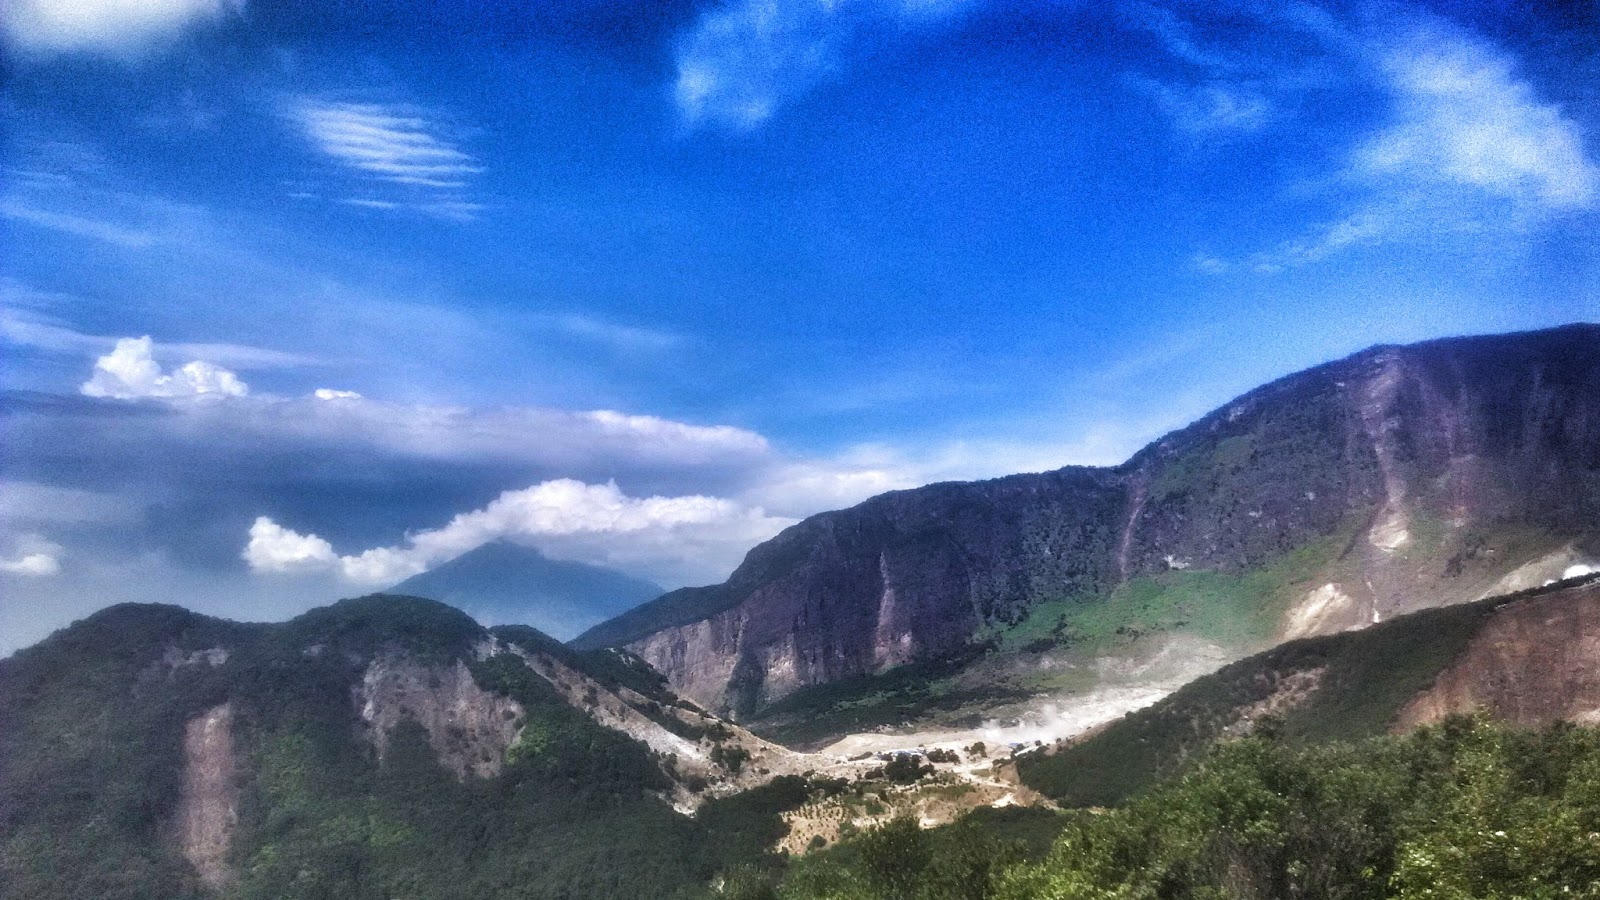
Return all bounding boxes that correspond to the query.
[243,516,338,574]
[244,479,796,587]
[0,553,61,576]
[1197,16,1598,273]
[199,396,772,469]
[290,99,483,218]
[0,534,62,577]
[675,0,971,129]
[2,0,235,53]
[80,336,249,399]
[1356,29,1597,209]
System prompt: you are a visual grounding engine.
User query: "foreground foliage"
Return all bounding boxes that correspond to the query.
[764,718,1600,900]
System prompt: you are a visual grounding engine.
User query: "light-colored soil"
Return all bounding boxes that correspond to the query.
[176,702,238,890]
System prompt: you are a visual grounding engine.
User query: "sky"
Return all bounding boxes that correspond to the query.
[2,0,1597,654]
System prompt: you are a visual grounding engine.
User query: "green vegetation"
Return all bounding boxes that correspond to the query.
[765,718,1600,899]
[1003,528,1351,657]
[1017,594,1498,807]
[0,597,810,900]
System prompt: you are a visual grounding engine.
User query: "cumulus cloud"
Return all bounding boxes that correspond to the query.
[80,336,249,399]
[242,516,337,573]
[675,0,971,129]
[244,479,796,586]
[289,99,484,219]
[0,534,63,577]
[2,0,237,54]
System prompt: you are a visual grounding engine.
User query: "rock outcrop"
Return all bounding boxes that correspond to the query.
[1397,578,1600,728]
[356,654,524,780]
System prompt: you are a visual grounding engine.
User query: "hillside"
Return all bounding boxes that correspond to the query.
[390,541,663,640]
[1017,571,1600,807]
[0,595,815,900]
[575,325,1600,731]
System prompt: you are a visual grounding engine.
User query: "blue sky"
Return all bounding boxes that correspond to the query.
[2,0,1596,652]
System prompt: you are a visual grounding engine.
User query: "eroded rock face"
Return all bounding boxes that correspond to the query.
[355,654,523,780]
[177,703,238,890]
[502,641,805,809]
[1397,580,1600,729]
[1282,584,1369,641]
[597,326,1600,717]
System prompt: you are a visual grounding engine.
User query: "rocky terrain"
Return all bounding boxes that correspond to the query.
[575,326,1600,733]
[1017,570,1600,807]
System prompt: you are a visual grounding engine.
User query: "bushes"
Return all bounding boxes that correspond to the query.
[778,718,1600,900]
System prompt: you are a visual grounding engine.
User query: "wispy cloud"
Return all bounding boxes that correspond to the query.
[675,0,973,130]
[289,99,485,219]
[1191,11,1597,273]
[1121,1,1320,140]
[2,0,237,55]
[534,313,682,352]
[0,199,157,247]
[1127,76,1274,136]
[0,300,318,369]
[1356,26,1596,210]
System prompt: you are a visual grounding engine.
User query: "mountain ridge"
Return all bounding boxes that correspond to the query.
[575,324,1600,725]
[0,594,816,899]
[392,540,663,640]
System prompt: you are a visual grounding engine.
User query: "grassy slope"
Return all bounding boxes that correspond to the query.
[1015,577,1600,807]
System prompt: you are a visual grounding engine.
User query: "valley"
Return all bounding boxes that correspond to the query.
[4,326,1600,899]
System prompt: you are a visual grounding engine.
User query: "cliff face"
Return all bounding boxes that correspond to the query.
[624,469,1128,714]
[1396,579,1600,729]
[580,325,1600,717]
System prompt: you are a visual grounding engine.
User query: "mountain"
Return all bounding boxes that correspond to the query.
[0,595,813,900]
[1016,569,1600,807]
[762,572,1600,900]
[575,325,1600,728]
[390,541,663,640]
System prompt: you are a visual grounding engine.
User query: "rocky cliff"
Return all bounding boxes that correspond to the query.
[576,325,1600,718]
